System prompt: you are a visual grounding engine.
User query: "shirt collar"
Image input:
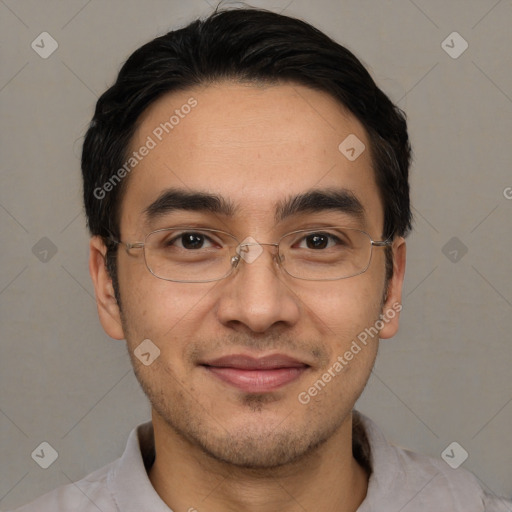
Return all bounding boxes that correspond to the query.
[107,421,171,512]
[106,411,404,511]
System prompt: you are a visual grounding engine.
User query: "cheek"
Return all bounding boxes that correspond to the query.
[296,292,380,415]
[119,264,217,353]
[293,275,384,338]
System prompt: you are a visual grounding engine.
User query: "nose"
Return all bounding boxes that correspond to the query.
[215,241,301,333]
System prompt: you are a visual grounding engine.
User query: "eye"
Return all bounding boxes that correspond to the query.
[296,232,343,250]
[168,232,216,250]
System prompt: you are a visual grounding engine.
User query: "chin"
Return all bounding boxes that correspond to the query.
[196,428,326,469]
[168,405,343,470]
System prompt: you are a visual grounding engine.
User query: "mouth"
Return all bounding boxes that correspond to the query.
[200,354,310,393]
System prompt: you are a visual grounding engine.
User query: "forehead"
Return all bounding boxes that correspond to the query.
[121,81,383,234]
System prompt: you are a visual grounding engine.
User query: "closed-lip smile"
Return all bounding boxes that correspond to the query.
[200,353,310,393]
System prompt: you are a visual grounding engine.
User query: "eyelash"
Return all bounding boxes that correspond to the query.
[162,230,347,250]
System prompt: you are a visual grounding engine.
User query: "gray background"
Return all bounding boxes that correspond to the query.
[1,0,511,508]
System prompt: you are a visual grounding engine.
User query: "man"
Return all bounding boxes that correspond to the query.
[11,6,511,512]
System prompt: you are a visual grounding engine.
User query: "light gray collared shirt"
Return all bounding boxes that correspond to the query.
[8,412,512,511]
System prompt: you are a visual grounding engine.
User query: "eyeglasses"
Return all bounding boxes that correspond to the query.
[112,226,391,283]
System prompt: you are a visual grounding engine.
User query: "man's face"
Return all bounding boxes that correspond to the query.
[91,82,405,468]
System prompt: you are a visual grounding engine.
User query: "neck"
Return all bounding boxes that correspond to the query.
[148,411,368,512]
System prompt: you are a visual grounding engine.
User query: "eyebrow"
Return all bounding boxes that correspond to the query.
[144,188,236,220]
[143,187,365,224]
[274,188,365,223]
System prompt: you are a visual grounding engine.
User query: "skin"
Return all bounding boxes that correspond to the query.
[89,82,406,512]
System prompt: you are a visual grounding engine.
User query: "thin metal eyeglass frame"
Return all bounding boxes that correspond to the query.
[112,226,392,283]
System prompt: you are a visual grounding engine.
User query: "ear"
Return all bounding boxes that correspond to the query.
[379,236,406,339]
[89,236,125,340]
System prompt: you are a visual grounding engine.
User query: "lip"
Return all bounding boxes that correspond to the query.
[201,354,310,393]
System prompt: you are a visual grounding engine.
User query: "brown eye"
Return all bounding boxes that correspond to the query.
[162,232,215,250]
[296,232,344,250]
[180,233,207,249]
[305,234,329,249]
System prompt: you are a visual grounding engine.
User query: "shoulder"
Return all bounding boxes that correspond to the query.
[355,411,512,512]
[390,446,511,512]
[6,421,156,512]
[6,461,118,512]
[389,444,497,510]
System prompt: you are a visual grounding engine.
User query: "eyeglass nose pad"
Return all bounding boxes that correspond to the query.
[231,242,282,271]
[234,238,265,264]
[230,241,284,270]
[230,254,241,268]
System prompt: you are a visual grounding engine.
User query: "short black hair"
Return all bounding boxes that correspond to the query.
[82,6,412,300]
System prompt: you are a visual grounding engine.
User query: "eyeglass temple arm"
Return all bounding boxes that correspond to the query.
[124,242,144,251]
[372,240,393,247]
[109,238,144,251]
